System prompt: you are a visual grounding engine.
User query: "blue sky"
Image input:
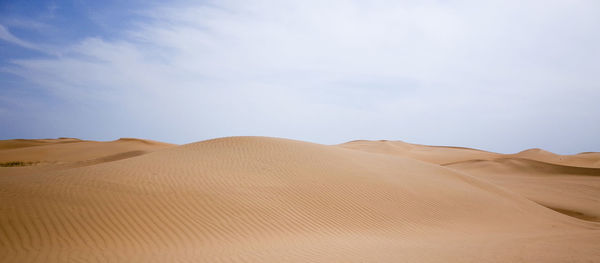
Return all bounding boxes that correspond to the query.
[1,0,599,154]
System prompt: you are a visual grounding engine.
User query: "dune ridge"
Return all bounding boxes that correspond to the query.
[0,137,599,262]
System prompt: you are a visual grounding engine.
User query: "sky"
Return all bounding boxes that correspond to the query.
[0,0,599,154]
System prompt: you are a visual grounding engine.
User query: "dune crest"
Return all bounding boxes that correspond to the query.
[1,137,599,262]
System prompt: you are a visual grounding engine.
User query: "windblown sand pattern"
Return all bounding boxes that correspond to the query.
[1,137,599,262]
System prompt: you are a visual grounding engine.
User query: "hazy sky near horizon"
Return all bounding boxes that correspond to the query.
[1,0,599,154]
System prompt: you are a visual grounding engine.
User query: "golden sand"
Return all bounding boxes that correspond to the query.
[1,137,598,262]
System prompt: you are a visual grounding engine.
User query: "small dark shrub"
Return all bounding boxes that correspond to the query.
[0,161,36,167]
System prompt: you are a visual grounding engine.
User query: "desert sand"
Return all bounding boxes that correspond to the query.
[0,137,599,262]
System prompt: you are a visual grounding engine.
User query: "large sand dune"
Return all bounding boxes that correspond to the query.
[341,140,600,223]
[1,137,599,262]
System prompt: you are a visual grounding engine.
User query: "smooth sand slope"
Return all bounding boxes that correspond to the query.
[1,137,599,262]
[340,140,600,223]
[0,137,174,164]
[0,138,174,176]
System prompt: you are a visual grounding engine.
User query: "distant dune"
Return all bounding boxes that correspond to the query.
[1,137,599,262]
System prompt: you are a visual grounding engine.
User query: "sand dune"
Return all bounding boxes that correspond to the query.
[340,140,501,164]
[0,138,174,173]
[444,158,600,223]
[342,140,600,223]
[0,137,174,163]
[508,148,600,168]
[0,138,84,151]
[340,140,600,167]
[1,137,599,262]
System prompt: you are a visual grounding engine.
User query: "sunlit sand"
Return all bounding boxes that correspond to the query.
[1,137,599,262]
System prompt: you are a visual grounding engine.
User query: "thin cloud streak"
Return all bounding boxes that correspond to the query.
[0,25,42,51]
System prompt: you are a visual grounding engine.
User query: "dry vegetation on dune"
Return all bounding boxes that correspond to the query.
[0,161,38,167]
[0,137,599,262]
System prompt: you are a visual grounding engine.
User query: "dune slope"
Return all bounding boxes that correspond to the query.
[445,158,600,222]
[1,137,599,262]
[340,140,600,223]
[0,138,174,174]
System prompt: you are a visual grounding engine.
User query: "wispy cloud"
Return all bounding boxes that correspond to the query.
[0,25,45,51]
[0,18,51,31]
[2,0,600,153]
